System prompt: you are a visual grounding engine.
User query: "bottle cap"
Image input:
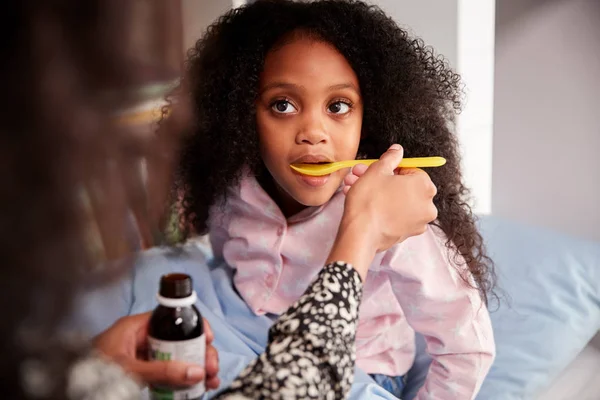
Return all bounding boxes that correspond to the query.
[159,273,193,299]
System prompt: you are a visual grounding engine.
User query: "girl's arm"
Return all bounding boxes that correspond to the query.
[384,225,495,400]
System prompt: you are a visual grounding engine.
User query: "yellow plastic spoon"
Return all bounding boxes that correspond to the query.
[290,156,446,176]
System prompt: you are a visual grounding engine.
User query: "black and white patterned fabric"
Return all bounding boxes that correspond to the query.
[61,261,362,400]
[216,261,363,400]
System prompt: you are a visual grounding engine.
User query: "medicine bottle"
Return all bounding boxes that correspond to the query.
[148,273,205,400]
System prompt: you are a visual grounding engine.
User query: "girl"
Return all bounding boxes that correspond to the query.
[168,0,496,398]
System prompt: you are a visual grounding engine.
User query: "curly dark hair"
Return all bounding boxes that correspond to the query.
[171,0,495,303]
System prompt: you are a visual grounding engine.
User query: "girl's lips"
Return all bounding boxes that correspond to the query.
[292,155,333,164]
[292,169,330,187]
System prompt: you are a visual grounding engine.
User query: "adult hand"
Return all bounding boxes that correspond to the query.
[93,312,220,389]
[344,144,438,249]
[328,144,438,280]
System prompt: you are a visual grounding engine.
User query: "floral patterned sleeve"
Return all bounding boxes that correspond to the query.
[216,261,364,400]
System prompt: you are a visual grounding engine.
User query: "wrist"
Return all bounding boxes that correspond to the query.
[326,215,378,281]
[340,211,382,251]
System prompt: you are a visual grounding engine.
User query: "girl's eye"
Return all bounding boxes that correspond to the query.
[328,101,351,115]
[271,100,297,114]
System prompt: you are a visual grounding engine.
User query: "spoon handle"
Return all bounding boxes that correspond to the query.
[339,156,446,170]
[290,156,446,176]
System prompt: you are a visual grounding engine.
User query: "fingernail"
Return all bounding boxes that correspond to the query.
[390,144,401,150]
[186,366,204,381]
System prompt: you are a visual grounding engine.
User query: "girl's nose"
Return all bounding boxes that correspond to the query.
[295,110,328,145]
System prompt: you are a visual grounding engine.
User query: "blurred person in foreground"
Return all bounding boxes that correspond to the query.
[0,1,437,399]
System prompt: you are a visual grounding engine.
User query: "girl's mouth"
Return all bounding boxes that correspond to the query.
[289,156,334,187]
[293,169,330,187]
[292,154,333,164]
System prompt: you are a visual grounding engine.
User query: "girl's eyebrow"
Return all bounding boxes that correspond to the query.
[260,82,360,95]
[260,82,305,94]
[327,83,360,94]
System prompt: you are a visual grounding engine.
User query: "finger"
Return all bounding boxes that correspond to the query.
[125,359,205,386]
[343,185,351,195]
[116,312,152,332]
[367,144,404,176]
[206,376,221,390]
[205,345,219,377]
[398,167,423,176]
[203,318,214,343]
[405,169,436,197]
[350,163,369,177]
[120,312,152,345]
[343,173,359,187]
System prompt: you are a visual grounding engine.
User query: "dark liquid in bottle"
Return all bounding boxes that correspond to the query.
[148,273,205,400]
[148,304,204,340]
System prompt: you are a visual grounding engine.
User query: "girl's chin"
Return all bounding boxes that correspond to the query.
[291,188,339,208]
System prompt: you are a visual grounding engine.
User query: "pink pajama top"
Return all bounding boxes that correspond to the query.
[209,175,495,399]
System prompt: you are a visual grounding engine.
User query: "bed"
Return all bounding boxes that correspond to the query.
[540,334,600,400]
[75,215,600,399]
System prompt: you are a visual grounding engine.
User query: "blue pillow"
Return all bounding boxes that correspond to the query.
[402,216,600,399]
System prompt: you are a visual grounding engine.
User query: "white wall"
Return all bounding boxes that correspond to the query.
[181,0,233,50]
[369,0,458,66]
[186,0,460,64]
[493,0,600,241]
[456,0,496,215]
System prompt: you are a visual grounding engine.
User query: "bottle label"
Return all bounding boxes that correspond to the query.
[148,334,206,400]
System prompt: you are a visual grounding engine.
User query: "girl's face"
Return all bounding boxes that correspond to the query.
[256,36,363,216]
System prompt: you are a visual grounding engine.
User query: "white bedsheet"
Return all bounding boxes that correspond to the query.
[538,333,600,400]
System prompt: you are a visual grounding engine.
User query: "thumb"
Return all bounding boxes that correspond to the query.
[124,358,205,387]
[367,144,404,176]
